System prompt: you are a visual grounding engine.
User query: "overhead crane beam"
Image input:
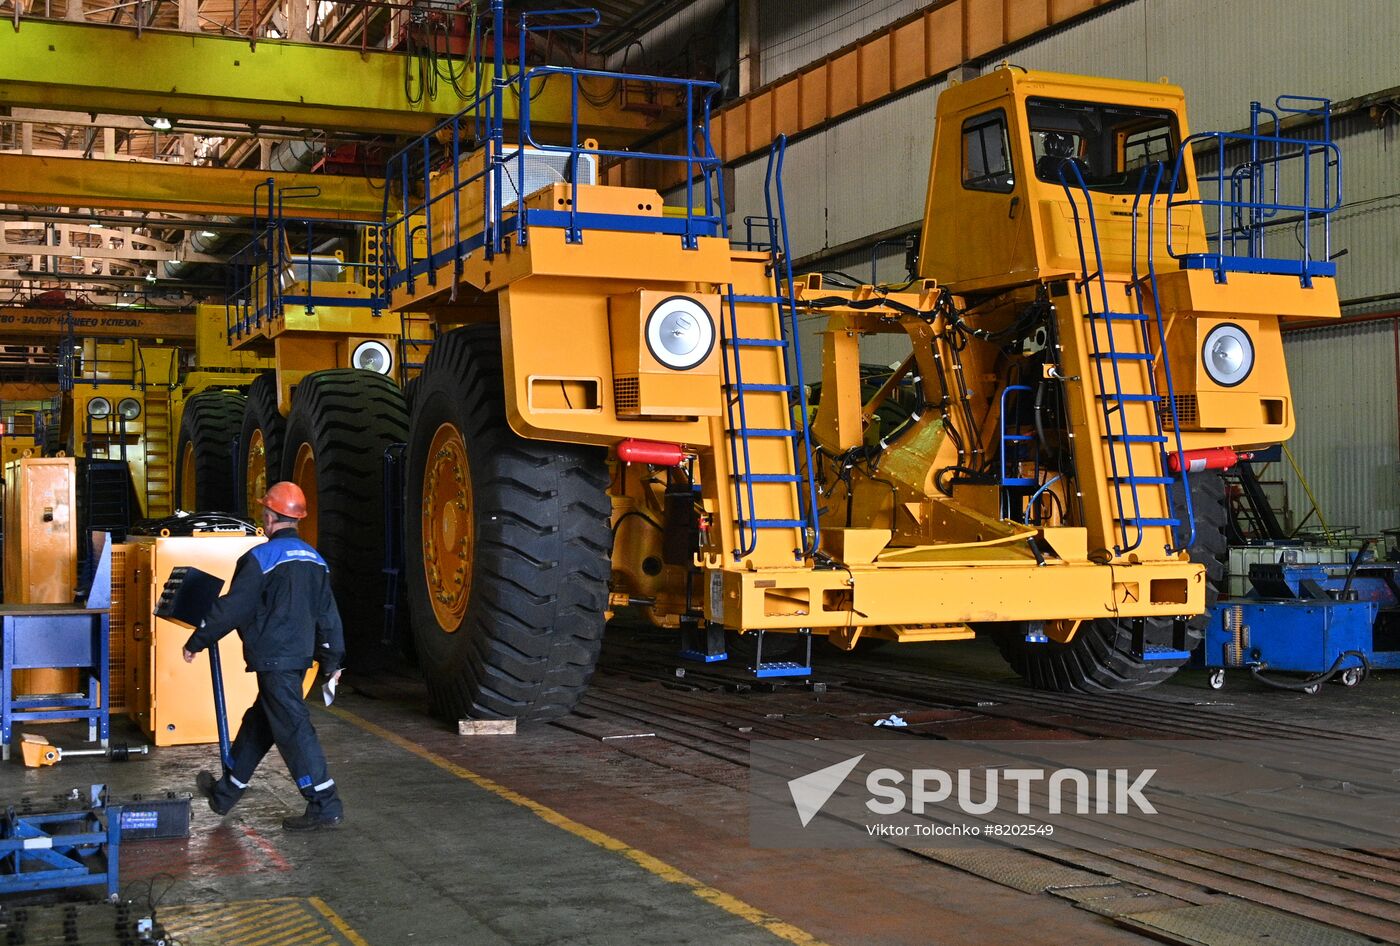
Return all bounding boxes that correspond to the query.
[0,19,660,138]
[0,153,383,220]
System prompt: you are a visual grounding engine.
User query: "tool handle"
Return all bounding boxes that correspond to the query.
[208,646,235,773]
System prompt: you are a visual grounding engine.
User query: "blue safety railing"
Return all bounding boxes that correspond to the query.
[381,1,725,299]
[224,179,384,344]
[1167,96,1342,287]
[737,215,777,252]
[1058,159,1193,556]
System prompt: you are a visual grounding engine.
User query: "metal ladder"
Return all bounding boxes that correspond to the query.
[142,387,173,517]
[719,135,821,562]
[1059,163,1193,557]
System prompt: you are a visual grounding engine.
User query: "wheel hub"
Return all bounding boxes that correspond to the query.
[180,442,196,510]
[291,442,319,544]
[245,427,267,517]
[423,421,473,630]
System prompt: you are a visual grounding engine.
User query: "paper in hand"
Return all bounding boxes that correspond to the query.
[322,674,338,706]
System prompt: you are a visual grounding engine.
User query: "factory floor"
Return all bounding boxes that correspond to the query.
[3,634,1398,946]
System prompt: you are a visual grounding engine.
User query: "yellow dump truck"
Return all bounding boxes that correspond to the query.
[176,4,1341,720]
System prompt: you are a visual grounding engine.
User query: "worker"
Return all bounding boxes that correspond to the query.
[1036,130,1088,183]
[181,481,347,832]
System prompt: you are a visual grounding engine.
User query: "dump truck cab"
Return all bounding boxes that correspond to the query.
[921,66,1339,456]
[922,70,1203,291]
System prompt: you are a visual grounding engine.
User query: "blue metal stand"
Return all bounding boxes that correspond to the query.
[751,629,812,679]
[0,539,112,761]
[0,785,121,899]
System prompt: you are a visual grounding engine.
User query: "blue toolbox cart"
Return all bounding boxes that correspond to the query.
[1205,552,1400,692]
[0,540,111,760]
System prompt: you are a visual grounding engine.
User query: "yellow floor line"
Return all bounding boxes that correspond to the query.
[162,897,364,946]
[326,705,832,946]
[309,897,372,946]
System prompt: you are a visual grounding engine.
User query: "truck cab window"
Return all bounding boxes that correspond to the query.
[1028,97,1183,194]
[962,111,1014,193]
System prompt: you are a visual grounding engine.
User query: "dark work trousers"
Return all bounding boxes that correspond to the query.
[211,669,342,817]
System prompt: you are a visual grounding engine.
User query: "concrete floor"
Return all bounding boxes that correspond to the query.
[2,636,1397,946]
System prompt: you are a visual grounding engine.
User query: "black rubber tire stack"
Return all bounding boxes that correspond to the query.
[404,325,612,721]
[237,372,287,518]
[174,391,246,513]
[992,471,1230,692]
[281,369,408,667]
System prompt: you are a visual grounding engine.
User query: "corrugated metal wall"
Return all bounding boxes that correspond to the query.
[758,0,930,85]
[1280,319,1400,537]
[755,0,1400,135]
[731,82,943,261]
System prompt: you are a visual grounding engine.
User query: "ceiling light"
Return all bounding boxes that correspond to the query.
[144,273,157,283]
[149,117,173,131]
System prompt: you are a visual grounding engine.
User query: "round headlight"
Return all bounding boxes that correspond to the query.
[1201,323,1254,387]
[645,296,715,371]
[117,397,142,421]
[87,397,112,418]
[352,339,394,376]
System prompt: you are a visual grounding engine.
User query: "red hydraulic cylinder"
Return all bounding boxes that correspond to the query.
[616,439,685,466]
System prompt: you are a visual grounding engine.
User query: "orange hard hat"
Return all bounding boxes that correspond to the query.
[262,481,308,519]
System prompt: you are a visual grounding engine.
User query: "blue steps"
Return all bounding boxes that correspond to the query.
[1121,517,1180,527]
[729,382,795,394]
[1107,434,1168,444]
[749,629,812,679]
[719,135,822,561]
[726,337,786,348]
[1091,351,1154,361]
[1057,162,1197,557]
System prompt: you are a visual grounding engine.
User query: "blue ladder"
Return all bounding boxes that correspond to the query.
[720,136,821,561]
[998,384,1040,519]
[1058,162,1192,556]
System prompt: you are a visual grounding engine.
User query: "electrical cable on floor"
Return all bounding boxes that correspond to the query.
[1248,650,1371,691]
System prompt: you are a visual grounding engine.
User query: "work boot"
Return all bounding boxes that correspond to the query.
[196,769,241,817]
[282,801,344,832]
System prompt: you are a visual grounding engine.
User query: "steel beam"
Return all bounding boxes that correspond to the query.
[0,20,658,137]
[0,153,383,220]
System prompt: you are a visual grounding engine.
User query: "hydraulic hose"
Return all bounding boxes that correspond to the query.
[1247,650,1371,692]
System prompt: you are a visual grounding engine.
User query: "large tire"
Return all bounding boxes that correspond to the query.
[175,391,246,512]
[405,325,612,721]
[281,369,408,666]
[238,372,287,518]
[992,472,1229,692]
